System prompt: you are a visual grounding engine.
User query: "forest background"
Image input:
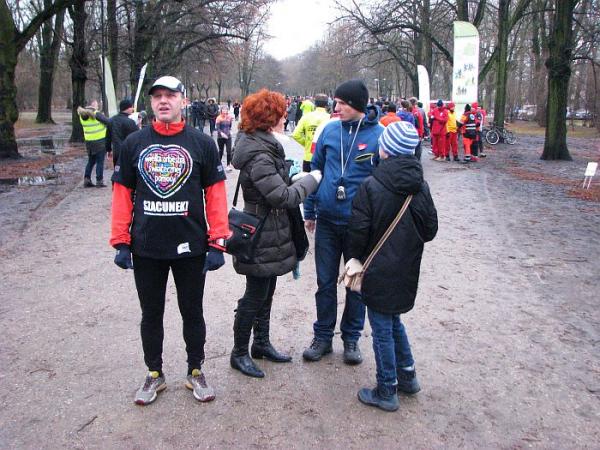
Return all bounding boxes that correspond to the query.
[2,0,599,160]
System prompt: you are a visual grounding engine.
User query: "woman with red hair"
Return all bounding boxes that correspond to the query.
[230,89,322,378]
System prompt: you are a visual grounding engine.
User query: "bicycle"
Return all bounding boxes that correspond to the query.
[485,122,516,145]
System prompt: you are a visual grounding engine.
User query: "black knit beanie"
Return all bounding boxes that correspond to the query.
[334,79,369,113]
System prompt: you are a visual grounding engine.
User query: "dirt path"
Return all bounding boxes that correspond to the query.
[0,129,598,448]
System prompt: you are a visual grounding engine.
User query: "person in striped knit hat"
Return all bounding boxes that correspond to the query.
[346,120,438,411]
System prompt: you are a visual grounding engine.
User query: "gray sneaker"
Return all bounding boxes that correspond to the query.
[185,368,215,402]
[134,371,166,405]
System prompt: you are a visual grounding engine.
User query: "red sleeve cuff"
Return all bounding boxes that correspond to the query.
[204,180,232,242]
[109,182,134,247]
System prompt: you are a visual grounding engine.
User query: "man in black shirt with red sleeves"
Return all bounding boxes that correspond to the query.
[110,76,230,405]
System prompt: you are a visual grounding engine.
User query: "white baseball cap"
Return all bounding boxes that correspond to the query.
[148,76,185,95]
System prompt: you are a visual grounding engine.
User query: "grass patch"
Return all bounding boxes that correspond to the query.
[15,111,73,130]
[507,120,599,139]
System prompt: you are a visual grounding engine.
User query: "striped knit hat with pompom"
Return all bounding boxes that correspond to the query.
[378,121,420,156]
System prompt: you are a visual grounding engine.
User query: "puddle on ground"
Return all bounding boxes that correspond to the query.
[0,164,59,187]
[16,136,68,156]
[0,175,56,186]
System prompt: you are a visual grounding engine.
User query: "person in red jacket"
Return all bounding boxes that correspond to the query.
[458,104,477,162]
[472,101,487,158]
[430,99,448,161]
[110,76,231,406]
[409,97,425,160]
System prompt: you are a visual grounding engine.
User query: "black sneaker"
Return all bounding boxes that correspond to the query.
[445,156,450,161]
[302,339,332,361]
[453,156,460,161]
[397,368,421,394]
[343,341,362,365]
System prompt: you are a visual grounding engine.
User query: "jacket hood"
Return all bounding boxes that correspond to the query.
[373,155,423,194]
[340,111,380,130]
[233,130,285,170]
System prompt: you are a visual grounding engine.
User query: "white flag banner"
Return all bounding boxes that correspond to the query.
[417,65,431,116]
[102,57,118,117]
[134,63,148,113]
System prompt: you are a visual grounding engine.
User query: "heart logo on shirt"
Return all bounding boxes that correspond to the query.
[138,144,193,199]
[358,143,367,151]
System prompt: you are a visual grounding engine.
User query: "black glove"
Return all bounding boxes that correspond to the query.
[203,248,225,274]
[114,244,133,269]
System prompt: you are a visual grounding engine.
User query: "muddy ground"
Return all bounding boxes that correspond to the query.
[0,116,599,449]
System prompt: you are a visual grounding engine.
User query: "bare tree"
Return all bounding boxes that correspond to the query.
[68,0,87,143]
[35,0,66,123]
[542,0,579,160]
[0,0,79,158]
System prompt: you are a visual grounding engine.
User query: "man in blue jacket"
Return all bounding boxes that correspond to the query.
[303,79,384,365]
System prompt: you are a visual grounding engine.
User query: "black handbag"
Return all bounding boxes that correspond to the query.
[226,176,267,262]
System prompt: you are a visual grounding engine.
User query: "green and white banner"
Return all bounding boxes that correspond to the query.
[452,21,479,105]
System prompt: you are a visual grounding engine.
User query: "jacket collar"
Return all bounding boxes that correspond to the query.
[152,119,185,136]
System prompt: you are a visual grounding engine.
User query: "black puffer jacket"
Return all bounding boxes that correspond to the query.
[95,111,138,164]
[347,155,437,314]
[232,130,318,277]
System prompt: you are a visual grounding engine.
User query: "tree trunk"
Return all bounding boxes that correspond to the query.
[216,79,222,104]
[36,6,65,124]
[130,0,152,106]
[107,0,118,88]
[541,0,578,160]
[493,0,511,129]
[412,0,434,91]
[0,38,19,158]
[532,0,547,126]
[69,0,87,143]
[457,0,469,20]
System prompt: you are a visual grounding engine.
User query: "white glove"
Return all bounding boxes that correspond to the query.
[344,258,363,276]
[309,169,322,184]
[291,172,309,183]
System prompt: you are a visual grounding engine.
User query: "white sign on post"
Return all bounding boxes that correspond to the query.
[582,162,597,189]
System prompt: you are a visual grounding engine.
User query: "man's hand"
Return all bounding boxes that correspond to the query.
[305,219,316,233]
[114,244,133,269]
[203,248,225,274]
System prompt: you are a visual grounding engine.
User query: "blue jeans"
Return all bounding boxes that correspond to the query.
[368,307,415,387]
[313,219,365,343]
[84,150,106,181]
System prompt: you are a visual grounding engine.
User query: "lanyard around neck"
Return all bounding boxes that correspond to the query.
[340,118,362,177]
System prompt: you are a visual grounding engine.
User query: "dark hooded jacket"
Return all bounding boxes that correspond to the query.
[347,155,437,314]
[232,130,318,277]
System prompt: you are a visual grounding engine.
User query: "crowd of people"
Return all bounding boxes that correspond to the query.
[73,74,513,412]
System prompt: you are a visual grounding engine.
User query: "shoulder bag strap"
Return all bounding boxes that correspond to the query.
[232,175,242,207]
[362,194,413,271]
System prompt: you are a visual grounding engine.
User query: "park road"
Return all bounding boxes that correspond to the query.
[0,144,599,448]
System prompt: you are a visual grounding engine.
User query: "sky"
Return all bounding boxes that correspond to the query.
[263,0,338,60]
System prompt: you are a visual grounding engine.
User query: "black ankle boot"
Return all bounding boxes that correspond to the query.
[251,296,292,363]
[251,341,292,362]
[231,307,265,378]
[230,352,265,378]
